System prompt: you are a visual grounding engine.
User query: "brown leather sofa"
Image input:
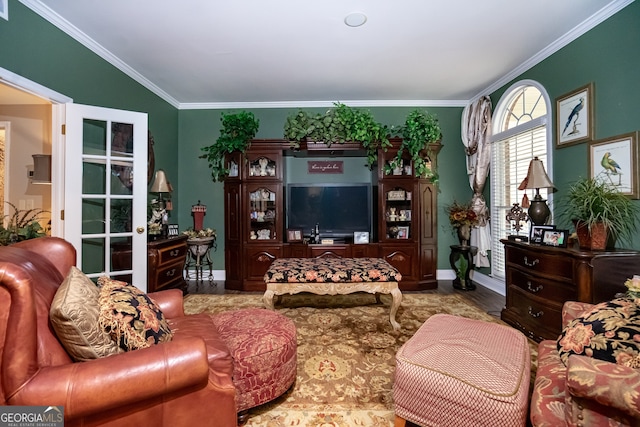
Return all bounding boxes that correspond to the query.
[0,237,238,426]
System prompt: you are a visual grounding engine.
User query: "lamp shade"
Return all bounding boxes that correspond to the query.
[518,157,554,190]
[150,169,171,193]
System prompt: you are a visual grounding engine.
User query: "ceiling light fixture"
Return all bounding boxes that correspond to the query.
[344,12,367,28]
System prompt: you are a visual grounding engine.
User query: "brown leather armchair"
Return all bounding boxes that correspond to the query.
[0,237,238,426]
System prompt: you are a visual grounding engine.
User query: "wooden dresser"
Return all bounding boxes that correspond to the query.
[112,235,188,293]
[501,239,640,342]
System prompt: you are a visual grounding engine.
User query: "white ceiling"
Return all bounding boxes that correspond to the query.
[18,0,632,109]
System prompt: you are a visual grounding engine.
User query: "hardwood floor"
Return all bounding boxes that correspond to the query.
[185,279,506,319]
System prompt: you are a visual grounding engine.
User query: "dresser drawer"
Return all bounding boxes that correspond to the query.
[157,243,188,265]
[508,286,563,339]
[508,269,576,302]
[506,246,573,280]
[152,261,185,290]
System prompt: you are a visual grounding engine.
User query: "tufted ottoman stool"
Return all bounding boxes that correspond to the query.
[393,314,530,427]
[212,308,297,414]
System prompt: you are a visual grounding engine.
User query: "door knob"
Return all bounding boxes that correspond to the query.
[136,226,145,234]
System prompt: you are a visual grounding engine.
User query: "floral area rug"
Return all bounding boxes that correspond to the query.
[184,292,538,427]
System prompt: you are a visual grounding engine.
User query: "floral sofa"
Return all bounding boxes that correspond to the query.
[530,301,640,426]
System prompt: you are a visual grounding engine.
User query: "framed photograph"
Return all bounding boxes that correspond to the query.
[387,190,406,201]
[354,231,370,244]
[287,229,303,242]
[588,131,639,199]
[556,83,594,148]
[530,225,556,244]
[397,226,409,239]
[167,224,179,237]
[541,229,568,248]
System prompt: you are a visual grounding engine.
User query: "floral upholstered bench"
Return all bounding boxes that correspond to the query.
[263,257,403,330]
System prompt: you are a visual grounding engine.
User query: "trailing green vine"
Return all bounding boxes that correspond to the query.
[200,112,260,182]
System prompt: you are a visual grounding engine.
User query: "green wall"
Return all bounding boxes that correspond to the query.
[490,1,640,250]
[5,0,638,277]
[0,1,180,205]
[178,107,469,269]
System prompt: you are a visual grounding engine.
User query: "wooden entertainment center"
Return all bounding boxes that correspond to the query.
[223,139,441,291]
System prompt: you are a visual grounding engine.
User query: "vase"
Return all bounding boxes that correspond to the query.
[456,224,471,247]
[187,237,215,257]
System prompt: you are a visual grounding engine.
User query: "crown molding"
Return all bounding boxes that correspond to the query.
[476,0,634,99]
[178,99,468,110]
[20,0,181,108]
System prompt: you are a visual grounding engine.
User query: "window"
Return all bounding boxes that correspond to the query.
[491,81,552,279]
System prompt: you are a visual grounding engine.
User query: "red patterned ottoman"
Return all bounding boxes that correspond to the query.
[212,308,297,412]
[393,314,530,427]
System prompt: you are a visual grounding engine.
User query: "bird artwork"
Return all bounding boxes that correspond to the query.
[562,97,584,136]
[601,151,622,186]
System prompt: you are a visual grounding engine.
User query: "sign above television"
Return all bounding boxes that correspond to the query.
[307,161,343,174]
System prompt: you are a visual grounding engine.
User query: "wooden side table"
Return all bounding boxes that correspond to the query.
[449,245,478,291]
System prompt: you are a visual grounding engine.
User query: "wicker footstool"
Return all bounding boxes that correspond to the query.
[394,314,530,427]
[212,308,297,413]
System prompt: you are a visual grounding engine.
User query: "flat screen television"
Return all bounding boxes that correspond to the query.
[286,183,372,240]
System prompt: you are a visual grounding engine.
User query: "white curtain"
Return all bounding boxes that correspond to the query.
[461,96,492,267]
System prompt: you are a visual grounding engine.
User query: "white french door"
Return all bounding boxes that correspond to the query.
[64,104,148,290]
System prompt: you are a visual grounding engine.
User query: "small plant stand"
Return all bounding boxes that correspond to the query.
[449,245,477,291]
[184,237,216,283]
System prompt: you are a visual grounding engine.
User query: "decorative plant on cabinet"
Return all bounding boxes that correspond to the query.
[200,111,260,182]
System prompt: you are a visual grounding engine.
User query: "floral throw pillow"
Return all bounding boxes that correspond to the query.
[97,276,173,351]
[557,298,640,367]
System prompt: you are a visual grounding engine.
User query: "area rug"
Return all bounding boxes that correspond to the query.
[184,292,538,427]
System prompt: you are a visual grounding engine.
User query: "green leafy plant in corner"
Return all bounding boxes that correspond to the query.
[559,176,639,246]
[200,111,260,182]
[0,202,49,245]
[283,103,390,168]
[388,110,442,182]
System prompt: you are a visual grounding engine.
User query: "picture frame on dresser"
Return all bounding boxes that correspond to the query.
[541,229,568,248]
[530,225,555,244]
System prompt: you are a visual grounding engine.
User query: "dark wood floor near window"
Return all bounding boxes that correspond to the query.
[185,280,505,319]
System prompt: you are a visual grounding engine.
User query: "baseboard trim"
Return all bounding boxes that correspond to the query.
[437,269,505,296]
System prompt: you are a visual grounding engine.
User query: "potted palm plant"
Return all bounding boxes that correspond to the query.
[200,111,260,182]
[560,177,639,250]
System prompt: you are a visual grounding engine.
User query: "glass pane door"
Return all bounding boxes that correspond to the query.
[65,104,148,290]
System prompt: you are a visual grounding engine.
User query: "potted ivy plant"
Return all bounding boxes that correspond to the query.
[560,177,639,250]
[387,109,442,182]
[200,111,260,182]
[283,103,390,168]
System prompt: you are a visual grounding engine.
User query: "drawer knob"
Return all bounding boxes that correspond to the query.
[528,306,544,318]
[165,269,176,277]
[170,249,180,257]
[523,256,539,267]
[527,281,543,293]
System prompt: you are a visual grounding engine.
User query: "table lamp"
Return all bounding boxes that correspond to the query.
[518,157,555,226]
[150,169,172,209]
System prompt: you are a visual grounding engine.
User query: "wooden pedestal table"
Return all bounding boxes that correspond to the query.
[263,257,403,330]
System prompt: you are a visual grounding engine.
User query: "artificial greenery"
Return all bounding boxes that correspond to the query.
[560,177,639,245]
[283,103,390,168]
[0,202,49,245]
[387,109,442,182]
[200,111,260,182]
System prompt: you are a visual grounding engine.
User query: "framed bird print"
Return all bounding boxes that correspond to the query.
[556,83,594,148]
[588,131,639,199]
